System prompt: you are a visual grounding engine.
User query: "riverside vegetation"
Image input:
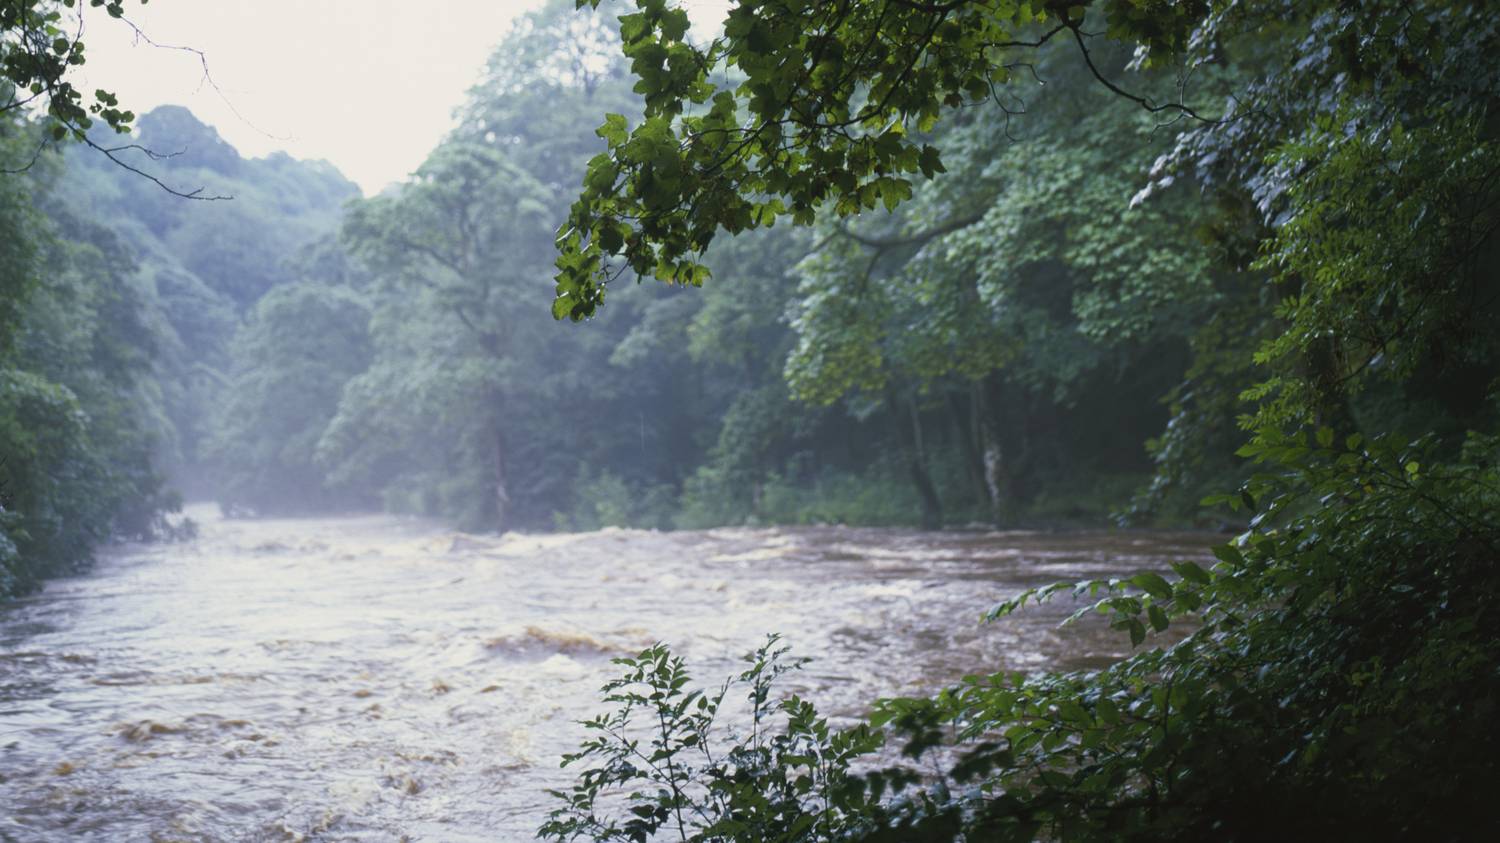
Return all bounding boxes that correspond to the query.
[1,0,1497,839]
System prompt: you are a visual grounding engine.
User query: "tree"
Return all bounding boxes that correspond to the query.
[782,44,1219,524]
[328,142,554,529]
[1,1,226,198]
[552,0,1220,319]
[544,0,1500,838]
[322,0,722,532]
[206,283,372,514]
[55,105,360,485]
[0,120,180,595]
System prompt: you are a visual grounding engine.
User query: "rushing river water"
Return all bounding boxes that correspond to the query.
[0,506,1211,841]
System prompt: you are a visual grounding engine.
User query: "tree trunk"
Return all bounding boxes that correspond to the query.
[975,376,1011,527]
[492,417,511,533]
[890,389,943,530]
[1304,334,1356,433]
[947,388,990,507]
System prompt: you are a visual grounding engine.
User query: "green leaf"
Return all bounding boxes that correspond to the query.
[1172,560,1211,585]
[1130,572,1172,600]
[1095,697,1121,725]
[1147,603,1169,632]
[1211,544,1244,566]
[597,113,629,145]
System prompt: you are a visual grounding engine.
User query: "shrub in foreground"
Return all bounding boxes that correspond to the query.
[547,431,1500,841]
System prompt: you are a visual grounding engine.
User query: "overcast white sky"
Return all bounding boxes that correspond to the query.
[75,1,729,196]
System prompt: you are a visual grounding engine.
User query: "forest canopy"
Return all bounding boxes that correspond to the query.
[539,1,1500,840]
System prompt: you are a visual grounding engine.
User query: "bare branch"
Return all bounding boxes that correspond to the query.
[95,142,185,161]
[80,130,230,200]
[838,208,986,250]
[118,16,290,143]
[1066,22,1226,125]
[0,136,50,175]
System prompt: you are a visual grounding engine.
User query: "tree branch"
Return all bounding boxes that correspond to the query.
[838,208,986,250]
[1066,22,1225,125]
[80,131,230,200]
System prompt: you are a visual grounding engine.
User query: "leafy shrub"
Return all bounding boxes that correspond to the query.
[0,369,121,594]
[674,464,747,530]
[550,430,1500,841]
[866,429,1500,840]
[566,468,678,531]
[540,636,893,842]
[674,464,919,529]
[569,469,635,530]
[748,462,925,528]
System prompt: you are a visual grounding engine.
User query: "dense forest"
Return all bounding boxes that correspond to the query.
[2,0,1498,839]
[3,1,1251,595]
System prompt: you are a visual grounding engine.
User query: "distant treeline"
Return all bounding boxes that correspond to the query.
[198,2,1208,534]
[0,96,358,595]
[3,0,1493,596]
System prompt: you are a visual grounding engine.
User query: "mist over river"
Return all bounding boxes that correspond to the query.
[0,506,1210,841]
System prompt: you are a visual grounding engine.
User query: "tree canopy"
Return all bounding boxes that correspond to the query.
[538,1,1500,839]
[553,0,1227,318]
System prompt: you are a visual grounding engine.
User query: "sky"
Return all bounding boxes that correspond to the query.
[75,1,730,196]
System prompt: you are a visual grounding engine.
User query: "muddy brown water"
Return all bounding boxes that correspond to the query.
[0,506,1211,841]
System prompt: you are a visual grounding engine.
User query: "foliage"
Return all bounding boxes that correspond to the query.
[550,432,1500,841]
[1248,112,1500,431]
[0,368,102,594]
[0,4,1206,542]
[1,93,355,592]
[784,69,1212,404]
[775,45,1215,522]
[0,2,231,200]
[60,105,359,482]
[553,0,1214,319]
[541,636,891,843]
[0,0,143,141]
[857,431,1500,840]
[324,138,564,530]
[207,283,372,514]
[1148,0,1500,428]
[544,0,1500,839]
[564,467,677,531]
[321,2,725,532]
[0,121,180,595]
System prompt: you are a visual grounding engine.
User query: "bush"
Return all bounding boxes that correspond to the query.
[866,428,1500,840]
[566,468,678,531]
[674,464,750,530]
[540,636,894,842]
[549,428,1500,841]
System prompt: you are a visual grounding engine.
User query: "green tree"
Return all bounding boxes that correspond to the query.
[546,0,1500,838]
[1,0,142,139]
[0,118,179,595]
[782,52,1218,524]
[57,105,360,485]
[553,0,1217,318]
[207,283,373,514]
[323,0,719,532]
[327,142,555,529]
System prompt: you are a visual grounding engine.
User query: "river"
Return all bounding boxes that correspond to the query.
[0,506,1210,841]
